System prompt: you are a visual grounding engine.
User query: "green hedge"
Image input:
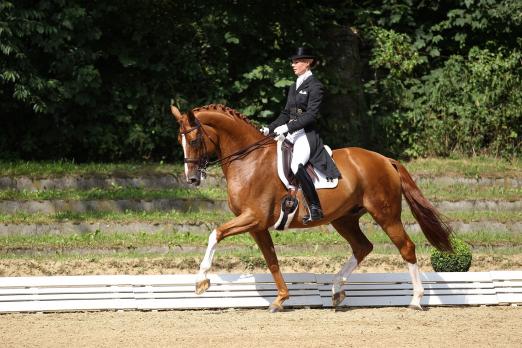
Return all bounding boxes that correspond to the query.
[430,237,472,272]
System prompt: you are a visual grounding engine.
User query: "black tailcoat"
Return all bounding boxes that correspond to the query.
[268,75,341,179]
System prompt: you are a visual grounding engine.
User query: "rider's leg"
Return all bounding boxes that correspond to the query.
[289,131,309,170]
[295,164,323,222]
[291,133,323,222]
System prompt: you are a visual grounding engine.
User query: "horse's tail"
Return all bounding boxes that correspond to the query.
[390,159,453,252]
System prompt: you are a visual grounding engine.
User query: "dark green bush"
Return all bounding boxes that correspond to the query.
[430,237,472,272]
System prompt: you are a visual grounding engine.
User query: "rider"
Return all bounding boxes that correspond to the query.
[262,47,341,223]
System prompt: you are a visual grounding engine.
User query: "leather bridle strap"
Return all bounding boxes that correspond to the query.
[180,116,275,171]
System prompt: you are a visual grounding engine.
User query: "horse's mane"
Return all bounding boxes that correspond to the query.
[192,104,258,130]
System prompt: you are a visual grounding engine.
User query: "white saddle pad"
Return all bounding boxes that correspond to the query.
[276,139,338,190]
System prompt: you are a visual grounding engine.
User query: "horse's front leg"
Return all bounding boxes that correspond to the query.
[195,211,258,295]
[250,230,289,313]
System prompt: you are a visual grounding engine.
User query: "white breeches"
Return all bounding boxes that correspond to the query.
[286,129,310,174]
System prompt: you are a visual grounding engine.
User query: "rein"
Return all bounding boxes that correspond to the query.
[180,118,275,177]
[208,135,275,167]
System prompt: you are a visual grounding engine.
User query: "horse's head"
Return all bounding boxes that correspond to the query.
[171,105,217,186]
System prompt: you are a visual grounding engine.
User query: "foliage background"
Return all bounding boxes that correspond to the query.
[1,0,520,162]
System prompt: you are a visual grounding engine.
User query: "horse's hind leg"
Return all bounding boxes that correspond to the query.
[330,215,374,307]
[371,215,424,310]
[250,230,289,312]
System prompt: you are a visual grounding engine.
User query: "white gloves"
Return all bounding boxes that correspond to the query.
[260,127,269,136]
[274,124,289,136]
[260,124,288,138]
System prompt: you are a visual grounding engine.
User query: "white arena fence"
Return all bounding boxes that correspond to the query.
[0,271,520,313]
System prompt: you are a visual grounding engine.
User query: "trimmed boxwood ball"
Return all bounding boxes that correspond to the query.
[430,237,472,272]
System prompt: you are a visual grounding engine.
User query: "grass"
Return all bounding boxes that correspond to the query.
[1,228,520,252]
[0,161,185,177]
[0,183,520,202]
[1,157,520,261]
[0,245,520,261]
[0,187,227,201]
[0,209,520,225]
[416,182,522,201]
[1,156,520,178]
[405,156,522,178]
[0,210,235,224]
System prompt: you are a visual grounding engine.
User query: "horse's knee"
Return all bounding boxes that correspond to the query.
[215,230,225,243]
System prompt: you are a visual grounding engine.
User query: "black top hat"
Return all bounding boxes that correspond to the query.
[289,47,315,60]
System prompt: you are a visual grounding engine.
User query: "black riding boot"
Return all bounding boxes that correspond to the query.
[295,164,323,224]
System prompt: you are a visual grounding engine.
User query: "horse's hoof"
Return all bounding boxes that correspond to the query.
[195,279,210,295]
[268,303,284,313]
[332,291,346,308]
[408,303,424,311]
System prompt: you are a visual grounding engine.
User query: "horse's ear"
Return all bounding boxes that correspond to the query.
[187,109,197,126]
[170,105,182,121]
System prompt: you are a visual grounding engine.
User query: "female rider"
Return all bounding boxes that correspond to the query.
[262,47,341,223]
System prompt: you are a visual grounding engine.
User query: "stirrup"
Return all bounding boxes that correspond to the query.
[303,204,323,224]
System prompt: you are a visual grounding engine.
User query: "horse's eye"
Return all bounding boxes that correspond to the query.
[190,139,201,147]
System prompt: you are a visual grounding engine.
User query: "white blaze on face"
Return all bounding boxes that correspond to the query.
[181,134,189,180]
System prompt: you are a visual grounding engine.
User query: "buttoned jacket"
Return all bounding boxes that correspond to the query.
[268,75,341,179]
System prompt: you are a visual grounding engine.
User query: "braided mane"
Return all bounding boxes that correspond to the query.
[192,104,258,130]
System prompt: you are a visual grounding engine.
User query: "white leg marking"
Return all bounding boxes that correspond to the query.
[196,230,218,282]
[332,255,358,295]
[408,262,425,308]
[181,134,189,180]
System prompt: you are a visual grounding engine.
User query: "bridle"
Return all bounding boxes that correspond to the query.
[180,118,211,178]
[179,116,275,178]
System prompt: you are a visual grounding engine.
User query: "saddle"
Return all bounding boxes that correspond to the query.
[281,140,318,187]
[272,138,338,230]
[276,139,338,190]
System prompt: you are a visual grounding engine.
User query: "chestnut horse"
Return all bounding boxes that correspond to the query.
[171,104,452,312]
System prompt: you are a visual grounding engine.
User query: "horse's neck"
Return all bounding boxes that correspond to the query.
[199,110,272,180]
[200,111,264,158]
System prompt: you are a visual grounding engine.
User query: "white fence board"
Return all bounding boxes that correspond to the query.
[0,283,316,296]
[493,280,522,288]
[497,293,522,303]
[1,271,521,313]
[319,288,497,297]
[134,295,324,310]
[321,294,500,307]
[315,272,493,284]
[0,299,137,313]
[317,282,495,291]
[0,273,316,288]
[490,271,522,280]
[0,295,324,313]
[1,288,319,302]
